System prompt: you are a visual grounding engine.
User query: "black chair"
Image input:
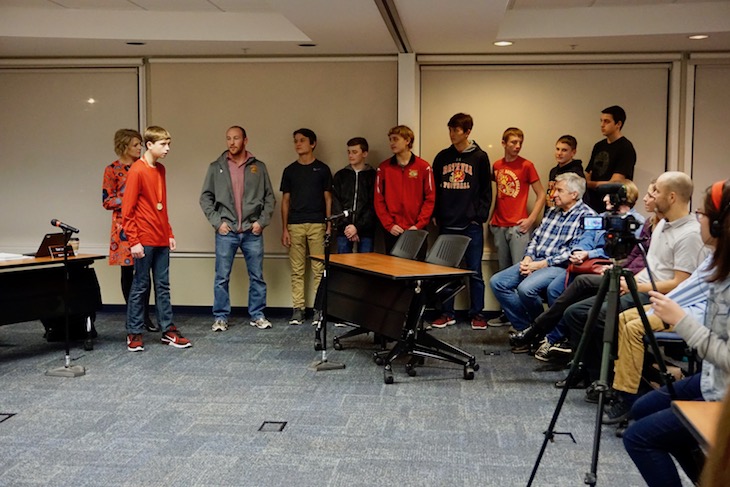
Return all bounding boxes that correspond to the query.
[332,229,429,351]
[424,234,471,308]
[425,234,470,266]
[645,330,698,376]
[390,229,429,260]
[380,234,479,382]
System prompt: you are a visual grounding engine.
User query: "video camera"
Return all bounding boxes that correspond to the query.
[583,183,641,259]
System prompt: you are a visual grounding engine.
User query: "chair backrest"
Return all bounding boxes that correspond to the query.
[425,234,471,267]
[390,229,429,260]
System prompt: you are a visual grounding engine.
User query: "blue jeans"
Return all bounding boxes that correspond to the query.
[214,231,266,320]
[336,235,374,254]
[545,323,567,344]
[623,374,703,487]
[127,246,173,333]
[440,223,485,318]
[489,262,567,330]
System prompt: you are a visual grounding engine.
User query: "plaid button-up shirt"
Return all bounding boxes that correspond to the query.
[525,200,596,266]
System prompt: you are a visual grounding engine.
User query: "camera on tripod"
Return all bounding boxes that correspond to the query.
[582,183,641,259]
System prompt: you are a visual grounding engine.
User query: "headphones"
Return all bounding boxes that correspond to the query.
[710,179,730,238]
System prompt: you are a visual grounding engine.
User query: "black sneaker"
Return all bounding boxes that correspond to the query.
[547,339,572,359]
[585,383,616,404]
[554,372,590,389]
[602,396,631,425]
[511,343,532,354]
[615,419,630,438]
[487,313,510,327]
[289,308,304,325]
[144,317,160,333]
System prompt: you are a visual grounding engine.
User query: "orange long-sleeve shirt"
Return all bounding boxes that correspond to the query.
[121,159,174,247]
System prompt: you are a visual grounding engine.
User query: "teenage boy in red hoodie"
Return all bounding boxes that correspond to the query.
[374,125,435,256]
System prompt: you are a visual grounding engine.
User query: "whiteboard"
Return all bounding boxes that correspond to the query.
[0,67,140,253]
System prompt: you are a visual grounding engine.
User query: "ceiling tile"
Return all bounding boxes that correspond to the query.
[50,0,137,9]
[127,0,219,11]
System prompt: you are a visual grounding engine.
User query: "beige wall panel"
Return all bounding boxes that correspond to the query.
[420,64,670,236]
[148,60,397,254]
[692,65,730,205]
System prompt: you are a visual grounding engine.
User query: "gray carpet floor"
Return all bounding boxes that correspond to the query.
[0,311,661,486]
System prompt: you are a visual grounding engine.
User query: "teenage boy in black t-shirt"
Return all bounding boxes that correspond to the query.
[585,105,636,212]
[280,128,332,325]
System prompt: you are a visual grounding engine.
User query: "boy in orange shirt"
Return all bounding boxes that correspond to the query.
[122,126,192,352]
[488,127,545,327]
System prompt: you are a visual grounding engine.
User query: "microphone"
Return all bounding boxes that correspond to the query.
[325,210,350,222]
[595,183,626,195]
[50,219,79,234]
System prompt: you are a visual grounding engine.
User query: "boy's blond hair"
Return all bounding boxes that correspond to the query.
[502,127,524,143]
[388,125,414,149]
[144,126,171,145]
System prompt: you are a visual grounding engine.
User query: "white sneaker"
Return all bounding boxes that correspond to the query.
[534,338,551,362]
[311,309,323,327]
[211,318,228,332]
[289,308,304,325]
[250,317,272,329]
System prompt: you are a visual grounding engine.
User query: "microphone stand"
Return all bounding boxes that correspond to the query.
[310,219,346,372]
[46,228,86,377]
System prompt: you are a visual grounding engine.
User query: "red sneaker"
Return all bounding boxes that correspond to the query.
[161,326,192,349]
[431,315,456,329]
[127,333,144,352]
[470,315,488,330]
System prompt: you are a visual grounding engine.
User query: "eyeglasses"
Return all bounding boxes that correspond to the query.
[694,209,708,222]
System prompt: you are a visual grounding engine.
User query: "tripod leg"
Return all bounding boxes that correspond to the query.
[587,266,624,486]
[527,271,611,487]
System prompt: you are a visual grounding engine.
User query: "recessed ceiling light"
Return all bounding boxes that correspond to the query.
[494,41,513,47]
[126,42,146,46]
[689,35,709,40]
[298,43,317,47]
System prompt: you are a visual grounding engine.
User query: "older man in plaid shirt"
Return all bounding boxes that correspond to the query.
[490,172,596,332]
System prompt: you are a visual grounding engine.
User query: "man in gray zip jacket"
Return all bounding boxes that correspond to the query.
[200,126,276,332]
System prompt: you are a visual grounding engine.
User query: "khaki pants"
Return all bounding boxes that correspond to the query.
[287,223,325,310]
[613,305,673,394]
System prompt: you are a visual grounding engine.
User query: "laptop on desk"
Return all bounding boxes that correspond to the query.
[35,233,72,258]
